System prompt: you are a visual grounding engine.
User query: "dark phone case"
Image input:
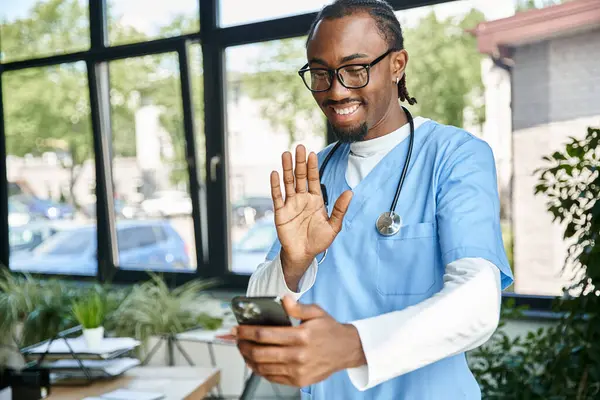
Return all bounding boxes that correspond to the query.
[231,296,292,326]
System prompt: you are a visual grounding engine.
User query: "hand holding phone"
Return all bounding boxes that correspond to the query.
[231,295,365,389]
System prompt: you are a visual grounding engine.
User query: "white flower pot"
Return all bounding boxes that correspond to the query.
[83,326,104,349]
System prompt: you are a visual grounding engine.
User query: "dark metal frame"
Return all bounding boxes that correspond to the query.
[0,0,554,311]
[298,48,396,92]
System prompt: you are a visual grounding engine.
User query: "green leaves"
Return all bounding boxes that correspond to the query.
[403,9,486,128]
[2,0,204,194]
[111,273,222,346]
[240,37,325,145]
[71,291,106,329]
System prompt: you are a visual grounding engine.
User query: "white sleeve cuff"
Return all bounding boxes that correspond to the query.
[246,252,318,300]
[346,258,501,391]
[346,364,370,391]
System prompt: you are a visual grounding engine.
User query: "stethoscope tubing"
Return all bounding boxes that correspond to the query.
[315,107,415,264]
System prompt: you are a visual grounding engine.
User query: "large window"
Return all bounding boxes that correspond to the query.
[0,0,90,63]
[109,53,197,272]
[225,37,326,275]
[3,62,97,276]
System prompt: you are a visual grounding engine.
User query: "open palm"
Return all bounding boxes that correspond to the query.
[270,145,353,267]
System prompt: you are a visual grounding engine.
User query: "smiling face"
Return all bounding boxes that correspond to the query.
[306,12,408,142]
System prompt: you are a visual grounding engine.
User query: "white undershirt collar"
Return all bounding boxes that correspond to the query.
[349,116,429,157]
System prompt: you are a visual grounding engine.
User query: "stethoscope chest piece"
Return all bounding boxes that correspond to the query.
[376,211,402,236]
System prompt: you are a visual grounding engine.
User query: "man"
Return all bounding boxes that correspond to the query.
[234,0,514,398]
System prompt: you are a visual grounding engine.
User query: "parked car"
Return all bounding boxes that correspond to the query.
[231,196,274,227]
[82,199,144,219]
[231,218,277,274]
[141,190,192,218]
[9,220,75,254]
[10,220,191,275]
[11,194,75,220]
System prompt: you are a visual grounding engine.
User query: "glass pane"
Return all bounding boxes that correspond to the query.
[225,37,326,275]
[0,0,90,63]
[3,61,97,276]
[219,0,331,27]
[109,53,197,272]
[108,0,199,46]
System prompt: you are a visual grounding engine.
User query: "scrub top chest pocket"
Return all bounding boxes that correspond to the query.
[375,222,438,296]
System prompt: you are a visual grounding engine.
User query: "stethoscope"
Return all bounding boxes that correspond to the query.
[317,106,415,264]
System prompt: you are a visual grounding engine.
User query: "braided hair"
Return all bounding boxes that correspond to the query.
[307,0,417,105]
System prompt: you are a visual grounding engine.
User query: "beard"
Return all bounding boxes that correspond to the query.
[330,122,369,143]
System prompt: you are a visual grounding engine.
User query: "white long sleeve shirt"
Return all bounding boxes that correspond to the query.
[246,117,502,391]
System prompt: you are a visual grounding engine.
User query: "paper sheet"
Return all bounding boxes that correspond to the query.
[97,389,165,400]
[43,357,140,377]
[26,337,140,357]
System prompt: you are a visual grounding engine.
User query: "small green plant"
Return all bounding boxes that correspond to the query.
[72,291,105,329]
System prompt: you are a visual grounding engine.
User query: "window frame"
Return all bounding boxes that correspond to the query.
[0,0,554,311]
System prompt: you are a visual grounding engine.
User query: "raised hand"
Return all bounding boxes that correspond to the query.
[270,145,353,289]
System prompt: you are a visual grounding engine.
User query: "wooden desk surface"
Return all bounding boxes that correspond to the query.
[47,367,220,400]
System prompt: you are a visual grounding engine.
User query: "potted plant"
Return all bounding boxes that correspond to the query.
[72,291,106,349]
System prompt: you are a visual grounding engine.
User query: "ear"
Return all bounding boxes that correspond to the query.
[391,49,408,82]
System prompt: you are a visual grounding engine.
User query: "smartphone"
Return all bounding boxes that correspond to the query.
[231,296,292,327]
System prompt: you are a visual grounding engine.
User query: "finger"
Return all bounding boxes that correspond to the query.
[295,145,308,194]
[282,295,325,321]
[236,325,306,345]
[307,152,322,196]
[237,341,298,364]
[328,190,353,233]
[282,151,295,199]
[270,171,284,211]
[255,363,294,378]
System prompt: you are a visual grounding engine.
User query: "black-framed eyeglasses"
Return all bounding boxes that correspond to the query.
[297,49,396,92]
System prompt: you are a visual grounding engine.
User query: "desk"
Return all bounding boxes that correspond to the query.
[177,329,284,400]
[47,367,220,400]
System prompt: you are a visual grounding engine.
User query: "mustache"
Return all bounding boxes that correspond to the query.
[322,98,365,107]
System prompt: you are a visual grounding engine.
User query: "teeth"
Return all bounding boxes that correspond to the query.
[333,104,360,115]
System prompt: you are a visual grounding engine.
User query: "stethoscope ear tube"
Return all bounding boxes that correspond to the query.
[389,106,415,213]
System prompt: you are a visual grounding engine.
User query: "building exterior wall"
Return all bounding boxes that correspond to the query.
[512,28,600,130]
[511,28,600,296]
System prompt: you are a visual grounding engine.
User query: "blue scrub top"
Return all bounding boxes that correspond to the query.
[265,120,514,399]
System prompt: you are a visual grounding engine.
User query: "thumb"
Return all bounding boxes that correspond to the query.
[328,190,353,233]
[281,295,325,321]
